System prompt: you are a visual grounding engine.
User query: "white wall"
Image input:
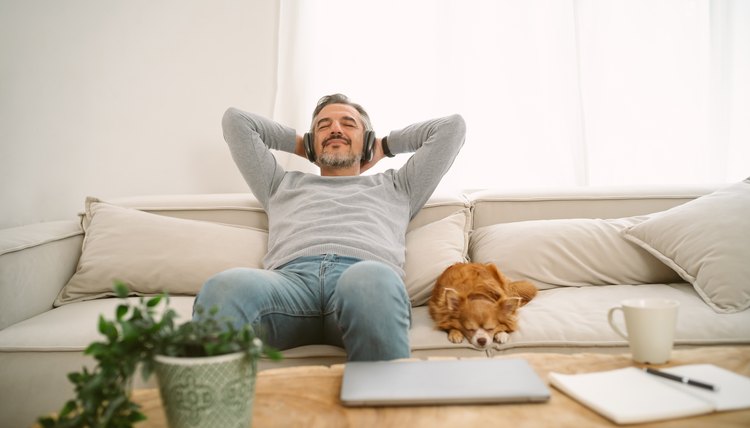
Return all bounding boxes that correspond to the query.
[0,0,280,228]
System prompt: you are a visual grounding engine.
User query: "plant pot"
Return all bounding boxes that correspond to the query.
[154,352,257,428]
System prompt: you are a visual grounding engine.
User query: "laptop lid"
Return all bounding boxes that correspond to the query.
[340,358,550,406]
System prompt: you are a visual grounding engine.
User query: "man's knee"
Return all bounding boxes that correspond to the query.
[335,261,411,360]
[336,261,409,308]
[196,268,245,305]
[194,267,272,324]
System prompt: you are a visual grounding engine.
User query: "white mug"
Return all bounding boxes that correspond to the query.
[607,298,679,364]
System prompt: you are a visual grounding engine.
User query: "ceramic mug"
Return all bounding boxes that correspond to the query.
[607,298,679,364]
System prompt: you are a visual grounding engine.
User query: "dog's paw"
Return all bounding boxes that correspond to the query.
[448,329,465,344]
[494,331,510,344]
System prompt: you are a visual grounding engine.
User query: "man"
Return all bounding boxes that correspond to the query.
[195,94,465,361]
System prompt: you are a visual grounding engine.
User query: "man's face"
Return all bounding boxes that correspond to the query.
[312,103,365,169]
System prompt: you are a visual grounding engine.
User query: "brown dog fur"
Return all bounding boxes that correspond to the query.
[428,262,537,349]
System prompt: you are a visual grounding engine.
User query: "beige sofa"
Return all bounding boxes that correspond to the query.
[2,181,749,427]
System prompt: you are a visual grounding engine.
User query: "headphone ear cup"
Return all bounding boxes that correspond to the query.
[303,133,316,162]
[362,130,375,162]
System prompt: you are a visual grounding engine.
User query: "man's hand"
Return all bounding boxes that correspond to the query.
[359,137,387,174]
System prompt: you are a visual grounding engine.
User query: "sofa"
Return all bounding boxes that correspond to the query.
[2,180,749,427]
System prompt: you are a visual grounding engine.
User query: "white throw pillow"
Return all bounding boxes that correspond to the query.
[404,209,470,306]
[56,198,267,305]
[623,178,750,313]
[469,217,682,290]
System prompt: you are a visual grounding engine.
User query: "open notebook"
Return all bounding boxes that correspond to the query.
[340,358,550,406]
[549,364,750,425]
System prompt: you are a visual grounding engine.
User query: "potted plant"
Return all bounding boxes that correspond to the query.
[38,282,281,428]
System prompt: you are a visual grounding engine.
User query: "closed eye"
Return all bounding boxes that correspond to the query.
[316,118,332,130]
[341,116,358,127]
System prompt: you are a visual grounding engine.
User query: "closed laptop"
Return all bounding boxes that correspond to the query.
[340,358,550,406]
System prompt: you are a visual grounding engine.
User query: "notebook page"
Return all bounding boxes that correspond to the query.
[549,367,714,425]
[662,364,750,411]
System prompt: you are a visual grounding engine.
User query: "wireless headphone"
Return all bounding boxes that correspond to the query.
[303,130,376,163]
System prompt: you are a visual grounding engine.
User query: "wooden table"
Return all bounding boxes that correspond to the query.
[132,346,750,427]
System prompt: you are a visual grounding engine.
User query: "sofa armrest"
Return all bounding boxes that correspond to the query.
[0,221,83,330]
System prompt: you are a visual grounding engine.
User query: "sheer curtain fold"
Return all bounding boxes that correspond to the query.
[274,0,749,189]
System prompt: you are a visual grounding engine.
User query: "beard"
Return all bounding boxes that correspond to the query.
[317,149,361,169]
[317,135,362,169]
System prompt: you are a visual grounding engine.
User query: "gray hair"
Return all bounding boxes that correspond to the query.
[310,93,373,132]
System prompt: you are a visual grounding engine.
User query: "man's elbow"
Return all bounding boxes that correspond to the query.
[447,114,467,141]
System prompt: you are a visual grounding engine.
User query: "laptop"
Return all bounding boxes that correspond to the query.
[340,358,550,406]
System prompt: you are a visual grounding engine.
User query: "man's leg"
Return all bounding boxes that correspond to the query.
[193,261,325,350]
[332,260,411,361]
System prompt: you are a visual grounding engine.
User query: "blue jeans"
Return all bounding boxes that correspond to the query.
[193,254,411,361]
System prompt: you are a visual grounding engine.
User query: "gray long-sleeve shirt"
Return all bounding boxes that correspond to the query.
[221,107,466,277]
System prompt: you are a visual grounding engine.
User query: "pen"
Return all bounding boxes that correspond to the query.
[644,368,719,391]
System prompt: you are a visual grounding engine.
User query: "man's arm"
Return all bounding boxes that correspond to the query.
[221,107,298,206]
[387,114,467,217]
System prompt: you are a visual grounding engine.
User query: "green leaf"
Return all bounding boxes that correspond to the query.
[128,409,147,423]
[85,342,108,358]
[37,416,57,428]
[98,316,118,341]
[146,295,162,307]
[101,394,127,425]
[67,372,82,384]
[114,282,129,298]
[265,347,284,361]
[121,321,138,342]
[116,304,129,321]
[58,400,77,418]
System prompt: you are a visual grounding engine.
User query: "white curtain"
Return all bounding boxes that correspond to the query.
[273,0,749,191]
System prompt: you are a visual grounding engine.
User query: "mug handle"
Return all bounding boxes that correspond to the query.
[607,307,628,339]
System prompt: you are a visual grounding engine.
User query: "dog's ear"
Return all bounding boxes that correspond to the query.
[486,263,508,287]
[443,288,463,311]
[497,297,522,315]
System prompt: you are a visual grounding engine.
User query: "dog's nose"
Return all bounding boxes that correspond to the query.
[477,337,487,347]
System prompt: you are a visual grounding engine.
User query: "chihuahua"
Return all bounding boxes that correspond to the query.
[428,262,537,350]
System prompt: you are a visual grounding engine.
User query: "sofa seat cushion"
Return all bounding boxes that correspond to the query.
[7,284,749,355]
[408,283,750,353]
[0,296,195,352]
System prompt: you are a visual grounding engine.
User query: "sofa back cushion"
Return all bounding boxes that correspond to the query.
[57,194,471,306]
[86,193,269,229]
[56,198,268,305]
[469,186,715,228]
[469,217,682,290]
[466,186,714,290]
[623,178,750,313]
